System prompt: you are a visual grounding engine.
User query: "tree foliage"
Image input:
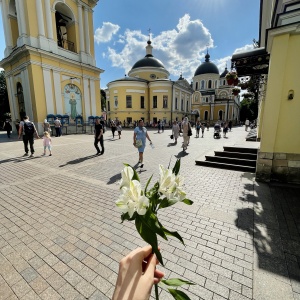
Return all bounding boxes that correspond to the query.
[240,98,258,122]
[0,71,10,123]
[100,89,106,111]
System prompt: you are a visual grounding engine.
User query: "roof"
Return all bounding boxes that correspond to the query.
[131,55,165,70]
[109,76,148,83]
[194,53,219,76]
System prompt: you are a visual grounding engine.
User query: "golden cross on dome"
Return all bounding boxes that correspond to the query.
[148,28,151,40]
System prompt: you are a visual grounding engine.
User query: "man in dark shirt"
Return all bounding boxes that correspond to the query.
[94,119,104,155]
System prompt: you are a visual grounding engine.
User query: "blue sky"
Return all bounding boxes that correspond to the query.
[0,0,260,89]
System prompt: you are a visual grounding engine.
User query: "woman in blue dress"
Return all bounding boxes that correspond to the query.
[133,120,152,168]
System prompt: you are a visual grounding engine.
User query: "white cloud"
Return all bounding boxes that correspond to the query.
[94,22,120,44]
[233,44,254,54]
[103,14,213,81]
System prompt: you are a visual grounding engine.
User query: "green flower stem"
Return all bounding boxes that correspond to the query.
[155,284,159,299]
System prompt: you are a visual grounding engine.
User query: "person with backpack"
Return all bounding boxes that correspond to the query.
[18,116,40,157]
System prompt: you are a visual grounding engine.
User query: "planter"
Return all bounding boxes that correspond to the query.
[227,78,234,85]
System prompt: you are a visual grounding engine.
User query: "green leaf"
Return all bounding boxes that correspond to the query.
[144,174,153,194]
[172,159,181,175]
[168,289,193,300]
[142,210,168,241]
[121,212,136,223]
[123,163,140,182]
[181,199,193,205]
[161,278,195,287]
[135,216,164,265]
[162,226,184,245]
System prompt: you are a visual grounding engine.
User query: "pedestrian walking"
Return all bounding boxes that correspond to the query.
[172,120,180,144]
[111,121,117,138]
[228,120,233,132]
[42,119,51,136]
[42,131,52,156]
[133,119,152,168]
[161,121,165,133]
[54,117,62,137]
[182,117,191,151]
[206,121,210,131]
[245,118,250,131]
[94,118,104,155]
[196,121,201,138]
[18,116,40,157]
[157,119,161,133]
[201,123,205,137]
[117,122,122,139]
[3,119,12,138]
[223,122,229,137]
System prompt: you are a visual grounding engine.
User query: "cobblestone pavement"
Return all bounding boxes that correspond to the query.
[0,127,299,300]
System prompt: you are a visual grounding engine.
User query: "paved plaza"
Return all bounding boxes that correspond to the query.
[0,126,299,300]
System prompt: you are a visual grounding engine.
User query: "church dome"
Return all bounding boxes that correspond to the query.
[131,40,166,70]
[194,53,219,76]
[220,67,229,78]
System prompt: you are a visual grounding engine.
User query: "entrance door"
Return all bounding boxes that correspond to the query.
[219,110,223,120]
[204,111,208,121]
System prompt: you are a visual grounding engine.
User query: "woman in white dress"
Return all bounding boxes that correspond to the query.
[172,121,180,144]
[181,117,191,151]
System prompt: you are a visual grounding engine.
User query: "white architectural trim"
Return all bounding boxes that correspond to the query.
[43,69,55,114]
[36,0,45,36]
[6,76,17,122]
[125,89,145,93]
[77,3,85,53]
[90,80,96,116]
[83,78,91,119]
[152,90,168,93]
[45,0,53,39]
[21,69,34,120]
[108,82,147,88]
[84,7,90,54]
[53,71,63,114]
[0,0,13,55]
[16,0,27,36]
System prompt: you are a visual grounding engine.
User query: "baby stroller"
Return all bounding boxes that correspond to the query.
[214,123,222,139]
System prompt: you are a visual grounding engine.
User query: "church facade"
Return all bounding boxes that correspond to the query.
[106,41,240,126]
[0,0,103,133]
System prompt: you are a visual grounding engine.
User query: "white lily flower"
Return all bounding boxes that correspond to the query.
[158,165,186,201]
[120,166,134,188]
[116,180,149,217]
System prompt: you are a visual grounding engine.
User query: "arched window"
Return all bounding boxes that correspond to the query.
[204,111,209,120]
[208,80,212,89]
[16,83,26,119]
[55,3,76,52]
[195,82,198,90]
[201,80,205,89]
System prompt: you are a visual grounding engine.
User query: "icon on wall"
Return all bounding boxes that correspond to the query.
[64,84,82,121]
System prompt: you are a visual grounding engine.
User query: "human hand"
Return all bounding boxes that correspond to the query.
[112,245,164,300]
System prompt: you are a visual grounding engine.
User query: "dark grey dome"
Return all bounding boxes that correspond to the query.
[131,55,165,70]
[220,67,229,78]
[194,53,219,76]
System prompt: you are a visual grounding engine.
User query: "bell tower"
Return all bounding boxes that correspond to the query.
[0,0,103,132]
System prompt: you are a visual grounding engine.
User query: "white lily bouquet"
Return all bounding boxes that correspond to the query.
[116,159,195,299]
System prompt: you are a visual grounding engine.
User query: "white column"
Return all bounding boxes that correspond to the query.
[21,69,34,121]
[36,0,45,36]
[90,79,96,116]
[16,0,27,36]
[77,4,85,52]
[53,71,63,114]
[42,68,55,114]
[44,0,53,39]
[83,78,91,119]
[7,76,18,123]
[0,0,13,54]
[84,7,90,54]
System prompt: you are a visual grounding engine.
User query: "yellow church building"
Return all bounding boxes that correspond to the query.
[0,0,103,133]
[106,41,240,126]
[232,0,300,183]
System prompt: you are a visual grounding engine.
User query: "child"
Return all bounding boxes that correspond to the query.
[42,131,52,156]
[117,123,122,139]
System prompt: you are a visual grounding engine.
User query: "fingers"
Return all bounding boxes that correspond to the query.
[144,253,157,276]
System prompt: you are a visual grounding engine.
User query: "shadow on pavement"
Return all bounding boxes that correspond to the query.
[59,154,97,167]
[175,151,189,158]
[167,142,177,147]
[235,180,300,295]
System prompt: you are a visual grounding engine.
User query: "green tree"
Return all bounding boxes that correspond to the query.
[240,97,258,122]
[101,89,106,111]
[0,70,10,123]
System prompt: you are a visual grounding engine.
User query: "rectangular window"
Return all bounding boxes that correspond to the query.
[175,98,178,110]
[114,96,118,108]
[107,101,110,111]
[140,96,145,109]
[163,95,168,108]
[126,95,132,108]
[181,99,183,111]
[153,96,157,108]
